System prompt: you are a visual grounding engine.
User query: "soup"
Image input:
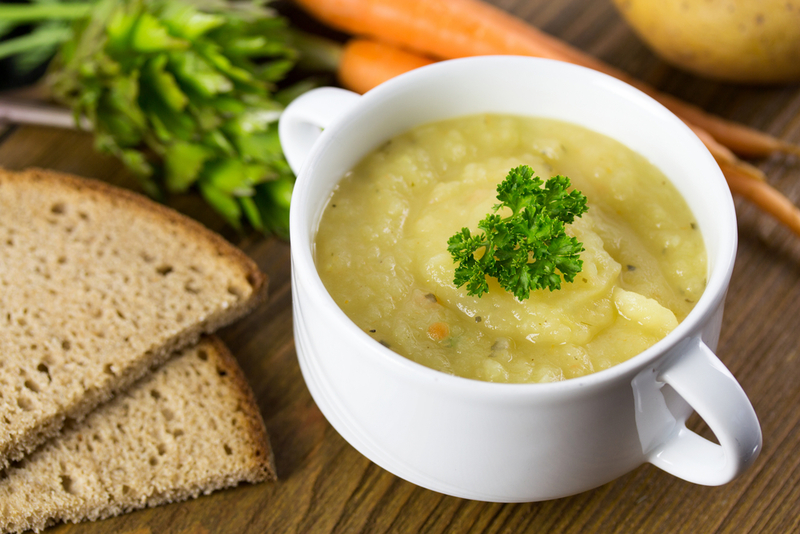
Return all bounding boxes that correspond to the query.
[314,114,707,383]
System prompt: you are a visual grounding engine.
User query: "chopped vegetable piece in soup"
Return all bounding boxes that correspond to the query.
[314,114,707,383]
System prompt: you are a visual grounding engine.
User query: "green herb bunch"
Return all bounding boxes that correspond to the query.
[50,0,298,235]
[447,165,589,300]
[1,0,299,235]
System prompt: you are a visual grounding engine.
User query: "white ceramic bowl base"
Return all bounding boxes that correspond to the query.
[281,57,762,502]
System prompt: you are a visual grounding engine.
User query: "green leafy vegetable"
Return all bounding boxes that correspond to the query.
[0,1,345,235]
[447,165,589,300]
[44,0,298,234]
[0,0,313,236]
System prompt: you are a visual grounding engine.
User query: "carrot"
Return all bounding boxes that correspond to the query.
[654,93,800,159]
[294,0,573,63]
[428,321,450,341]
[338,39,435,95]
[722,162,800,237]
[294,0,800,158]
[687,123,766,182]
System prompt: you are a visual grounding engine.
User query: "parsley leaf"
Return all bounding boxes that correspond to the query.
[447,165,589,300]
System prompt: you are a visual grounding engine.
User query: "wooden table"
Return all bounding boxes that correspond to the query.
[2,0,799,532]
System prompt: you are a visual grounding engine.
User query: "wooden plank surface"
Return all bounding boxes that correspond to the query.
[2,0,800,532]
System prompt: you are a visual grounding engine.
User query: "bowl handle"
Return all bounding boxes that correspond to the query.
[279,87,361,175]
[642,337,761,485]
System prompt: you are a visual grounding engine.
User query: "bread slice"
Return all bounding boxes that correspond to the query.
[0,336,275,534]
[0,168,267,469]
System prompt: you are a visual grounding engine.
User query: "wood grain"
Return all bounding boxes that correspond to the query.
[1,0,799,532]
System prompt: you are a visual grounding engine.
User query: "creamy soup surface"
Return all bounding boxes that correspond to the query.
[315,115,707,383]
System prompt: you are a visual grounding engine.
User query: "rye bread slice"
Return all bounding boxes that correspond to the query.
[0,168,267,469]
[0,336,275,534]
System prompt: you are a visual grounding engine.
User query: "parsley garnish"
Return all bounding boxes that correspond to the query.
[447,165,589,300]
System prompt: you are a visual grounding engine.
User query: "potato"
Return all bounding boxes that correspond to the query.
[612,0,800,84]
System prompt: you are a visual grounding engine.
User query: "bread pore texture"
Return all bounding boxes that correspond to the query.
[0,337,275,534]
[0,168,267,469]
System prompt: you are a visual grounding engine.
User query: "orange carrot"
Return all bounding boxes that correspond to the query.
[428,322,450,341]
[294,0,575,62]
[722,162,800,237]
[295,0,800,158]
[654,93,800,159]
[687,123,766,182]
[338,39,435,95]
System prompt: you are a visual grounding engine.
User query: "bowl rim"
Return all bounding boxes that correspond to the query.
[288,55,738,397]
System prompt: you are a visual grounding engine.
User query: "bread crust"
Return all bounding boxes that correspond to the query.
[0,167,269,469]
[0,336,276,534]
[0,167,267,296]
[203,335,277,482]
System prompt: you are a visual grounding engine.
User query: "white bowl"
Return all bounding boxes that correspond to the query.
[281,56,761,502]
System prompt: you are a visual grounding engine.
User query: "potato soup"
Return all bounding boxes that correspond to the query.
[314,114,707,383]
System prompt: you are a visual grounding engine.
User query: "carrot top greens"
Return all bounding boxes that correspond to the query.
[447,165,589,300]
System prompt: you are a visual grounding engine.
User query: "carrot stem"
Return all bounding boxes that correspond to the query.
[290,29,344,73]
